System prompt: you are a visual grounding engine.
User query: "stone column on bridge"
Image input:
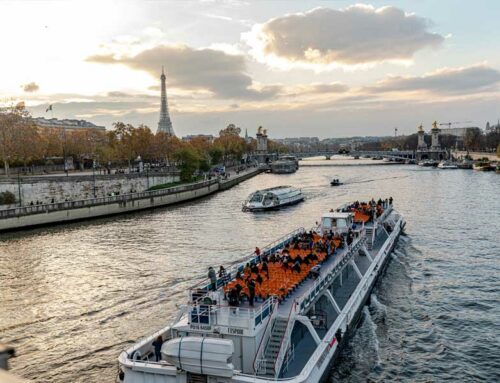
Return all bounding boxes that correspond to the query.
[417,124,427,150]
[431,121,441,149]
[256,126,268,153]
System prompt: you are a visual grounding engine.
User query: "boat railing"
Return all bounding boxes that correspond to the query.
[253,299,280,373]
[273,300,298,378]
[295,237,365,313]
[188,296,277,332]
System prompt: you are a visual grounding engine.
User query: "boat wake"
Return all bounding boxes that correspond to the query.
[369,294,387,325]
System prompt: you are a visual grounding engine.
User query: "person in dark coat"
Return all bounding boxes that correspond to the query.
[208,267,217,291]
[152,335,163,362]
[247,279,256,307]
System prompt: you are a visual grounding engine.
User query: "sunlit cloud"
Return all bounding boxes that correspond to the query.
[244,5,444,71]
[87,44,281,100]
[366,64,500,94]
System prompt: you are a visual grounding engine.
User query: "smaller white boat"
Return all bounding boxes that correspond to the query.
[418,160,438,167]
[243,186,304,211]
[270,160,297,174]
[438,161,458,169]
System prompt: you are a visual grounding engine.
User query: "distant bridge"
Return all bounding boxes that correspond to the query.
[296,150,415,160]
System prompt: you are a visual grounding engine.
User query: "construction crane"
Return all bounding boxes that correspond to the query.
[439,121,472,128]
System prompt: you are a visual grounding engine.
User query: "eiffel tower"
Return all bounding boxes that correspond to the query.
[157,66,175,135]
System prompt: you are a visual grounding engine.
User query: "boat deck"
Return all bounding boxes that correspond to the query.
[209,228,370,316]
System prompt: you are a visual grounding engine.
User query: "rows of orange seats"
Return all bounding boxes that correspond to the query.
[224,235,341,301]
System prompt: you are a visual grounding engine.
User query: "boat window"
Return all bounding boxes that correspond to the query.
[321,217,332,228]
[249,193,262,202]
[263,193,274,205]
[336,218,347,228]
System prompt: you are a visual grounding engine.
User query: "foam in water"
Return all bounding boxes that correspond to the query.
[359,306,382,370]
[370,294,387,324]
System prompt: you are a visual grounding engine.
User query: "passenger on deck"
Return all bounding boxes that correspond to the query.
[228,287,239,306]
[247,279,256,306]
[389,196,393,205]
[152,335,163,362]
[347,229,354,249]
[208,267,217,291]
[256,274,264,285]
[251,263,259,274]
[243,263,251,276]
[218,266,228,286]
[292,260,301,274]
[254,247,261,262]
[236,271,243,280]
[261,261,269,278]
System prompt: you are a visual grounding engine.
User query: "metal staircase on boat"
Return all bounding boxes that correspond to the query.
[365,225,375,250]
[259,317,289,378]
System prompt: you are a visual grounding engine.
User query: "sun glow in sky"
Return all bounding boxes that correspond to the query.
[1,0,499,137]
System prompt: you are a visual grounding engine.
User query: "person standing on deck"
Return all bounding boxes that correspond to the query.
[254,247,261,262]
[208,267,217,291]
[218,266,228,286]
[247,279,256,307]
[152,335,163,362]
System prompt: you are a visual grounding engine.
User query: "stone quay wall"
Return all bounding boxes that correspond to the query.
[0,172,179,208]
[452,151,499,161]
[0,168,262,232]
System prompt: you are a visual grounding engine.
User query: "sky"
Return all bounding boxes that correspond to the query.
[1,0,499,138]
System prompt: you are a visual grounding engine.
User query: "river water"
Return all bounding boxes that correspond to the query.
[1,160,499,382]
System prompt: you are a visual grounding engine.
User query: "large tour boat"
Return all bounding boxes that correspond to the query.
[242,186,304,211]
[117,199,405,383]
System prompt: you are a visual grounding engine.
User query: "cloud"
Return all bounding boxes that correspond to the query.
[22,82,39,92]
[368,64,500,94]
[87,45,280,100]
[244,5,444,69]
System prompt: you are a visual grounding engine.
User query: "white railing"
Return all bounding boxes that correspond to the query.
[188,296,277,332]
[253,299,279,373]
[295,237,365,313]
[273,300,298,378]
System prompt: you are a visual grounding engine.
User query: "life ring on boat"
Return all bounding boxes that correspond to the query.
[131,350,142,361]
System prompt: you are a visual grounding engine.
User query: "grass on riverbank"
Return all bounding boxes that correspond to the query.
[147,176,203,191]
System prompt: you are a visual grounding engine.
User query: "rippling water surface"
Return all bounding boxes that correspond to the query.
[1,161,499,382]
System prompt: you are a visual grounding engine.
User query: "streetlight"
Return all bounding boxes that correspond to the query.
[17,170,22,207]
[92,158,96,198]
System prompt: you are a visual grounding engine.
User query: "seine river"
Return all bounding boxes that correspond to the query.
[1,160,499,382]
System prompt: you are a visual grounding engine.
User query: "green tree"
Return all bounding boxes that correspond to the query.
[208,146,224,165]
[173,146,201,182]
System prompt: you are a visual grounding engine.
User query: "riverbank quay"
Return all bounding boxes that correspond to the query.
[0,167,262,232]
[299,162,401,167]
[0,171,180,208]
[452,150,498,161]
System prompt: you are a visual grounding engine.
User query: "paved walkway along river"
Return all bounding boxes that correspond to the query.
[0,161,499,382]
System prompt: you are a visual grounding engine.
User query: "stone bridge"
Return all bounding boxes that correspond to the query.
[296,150,415,160]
